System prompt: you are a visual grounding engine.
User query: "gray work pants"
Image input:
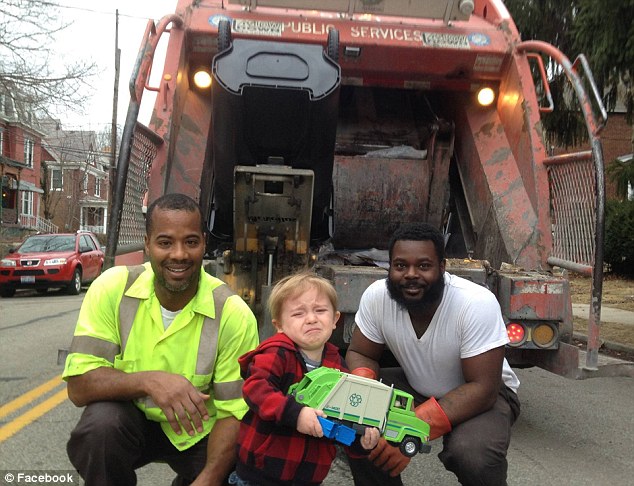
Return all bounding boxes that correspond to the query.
[67,401,208,486]
[348,368,520,486]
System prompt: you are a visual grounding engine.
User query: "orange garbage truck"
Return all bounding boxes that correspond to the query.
[106,0,633,379]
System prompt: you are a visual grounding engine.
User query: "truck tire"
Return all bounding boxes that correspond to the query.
[399,436,421,458]
[327,28,339,61]
[218,19,232,52]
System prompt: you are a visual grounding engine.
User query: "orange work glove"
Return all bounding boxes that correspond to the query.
[350,367,377,380]
[368,437,411,477]
[415,397,452,440]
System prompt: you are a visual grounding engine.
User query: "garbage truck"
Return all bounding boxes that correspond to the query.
[289,367,431,456]
[106,0,634,379]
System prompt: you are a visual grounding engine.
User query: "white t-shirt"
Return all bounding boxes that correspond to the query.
[355,273,520,397]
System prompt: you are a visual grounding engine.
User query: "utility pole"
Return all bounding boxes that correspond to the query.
[109,9,120,210]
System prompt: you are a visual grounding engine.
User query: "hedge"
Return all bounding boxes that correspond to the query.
[604,199,634,275]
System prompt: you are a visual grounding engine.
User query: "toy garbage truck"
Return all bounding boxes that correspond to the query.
[288,367,431,457]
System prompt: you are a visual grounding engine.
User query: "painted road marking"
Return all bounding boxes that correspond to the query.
[0,375,67,442]
[0,375,63,420]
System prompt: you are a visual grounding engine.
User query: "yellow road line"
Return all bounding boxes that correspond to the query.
[0,375,64,420]
[0,388,68,443]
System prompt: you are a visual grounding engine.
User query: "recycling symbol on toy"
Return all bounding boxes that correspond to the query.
[349,393,363,407]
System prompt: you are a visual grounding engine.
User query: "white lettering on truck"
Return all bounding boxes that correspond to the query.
[284,21,336,35]
[350,26,423,43]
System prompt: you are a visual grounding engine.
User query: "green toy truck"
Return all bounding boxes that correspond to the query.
[289,367,431,457]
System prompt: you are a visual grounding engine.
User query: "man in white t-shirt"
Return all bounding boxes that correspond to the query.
[346,223,520,486]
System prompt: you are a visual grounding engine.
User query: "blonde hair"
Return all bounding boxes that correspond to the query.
[268,272,338,321]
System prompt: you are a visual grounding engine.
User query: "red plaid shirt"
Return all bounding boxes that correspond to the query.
[236,333,367,485]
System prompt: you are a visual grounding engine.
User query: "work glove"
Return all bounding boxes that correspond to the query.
[350,367,377,380]
[415,397,452,440]
[368,437,411,477]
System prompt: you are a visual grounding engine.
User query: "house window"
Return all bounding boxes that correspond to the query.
[0,128,4,156]
[21,191,33,216]
[51,168,63,191]
[83,174,89,192]
[95,178,101,197]
[24,138,34,168]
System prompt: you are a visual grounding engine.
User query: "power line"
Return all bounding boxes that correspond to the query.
[30,0,165,21]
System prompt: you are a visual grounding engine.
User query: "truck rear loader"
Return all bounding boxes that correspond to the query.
[106,0,634,379]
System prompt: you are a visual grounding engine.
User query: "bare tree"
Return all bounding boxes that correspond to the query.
[0,0,97,115]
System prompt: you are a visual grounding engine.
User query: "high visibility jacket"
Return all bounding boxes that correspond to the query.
[63,263,259,450]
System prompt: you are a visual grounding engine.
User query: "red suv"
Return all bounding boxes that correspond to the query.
[0,232,104,297]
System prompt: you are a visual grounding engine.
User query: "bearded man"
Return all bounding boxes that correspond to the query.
[346,222,520,486]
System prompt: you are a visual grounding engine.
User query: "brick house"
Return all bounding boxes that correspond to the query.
[600,111,633,200]
[41,124,109,235]
[0,92,56,233]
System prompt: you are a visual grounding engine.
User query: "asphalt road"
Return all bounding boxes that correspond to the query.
[1,289,633,485]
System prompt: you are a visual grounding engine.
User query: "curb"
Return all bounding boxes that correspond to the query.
[572,332,634,355]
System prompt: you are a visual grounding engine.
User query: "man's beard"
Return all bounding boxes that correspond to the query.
[153,262,198,293]
[157,274,197,293]
[386,274,445,311]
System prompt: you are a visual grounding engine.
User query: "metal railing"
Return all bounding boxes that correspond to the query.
[546,151,596,272]
[80,225,105,234]
[19,214,58,233]
[117,123,162,247]
[517,42,606,372]
[105,14,181,269]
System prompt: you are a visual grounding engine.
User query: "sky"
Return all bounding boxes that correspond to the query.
[50,0,178,131]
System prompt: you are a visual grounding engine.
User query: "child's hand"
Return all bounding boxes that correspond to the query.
[361,427,380,450]
[296,407,326,437]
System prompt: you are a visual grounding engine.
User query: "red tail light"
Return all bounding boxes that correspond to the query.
[506,323,526,346]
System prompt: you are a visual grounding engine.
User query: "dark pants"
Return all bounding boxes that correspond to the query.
[348,368,520,486]
[67,401,209,486]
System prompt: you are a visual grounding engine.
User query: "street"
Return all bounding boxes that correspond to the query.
[1,290,633,485]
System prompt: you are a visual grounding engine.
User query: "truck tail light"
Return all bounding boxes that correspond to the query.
[506,323,526,346]
[532,323,558,348]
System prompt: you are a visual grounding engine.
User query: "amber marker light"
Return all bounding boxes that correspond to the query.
[477,87,495,106]
[506,323,526,346]
[193,69,212,89]
[532,323,557,348]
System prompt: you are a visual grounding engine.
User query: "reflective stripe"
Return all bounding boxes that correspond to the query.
[196,284,232,375]
[213,379,245,401]
[69,335,120,362]
[119,265,145,353]
[118,266,234,399]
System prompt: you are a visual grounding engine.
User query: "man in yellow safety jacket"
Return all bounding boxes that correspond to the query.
[63,193,259,486]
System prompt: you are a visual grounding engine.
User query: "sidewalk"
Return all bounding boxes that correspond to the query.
[572,304,634,326]
[572,304,634,355]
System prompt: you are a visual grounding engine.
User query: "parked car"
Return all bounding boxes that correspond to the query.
[0,232,104,297]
